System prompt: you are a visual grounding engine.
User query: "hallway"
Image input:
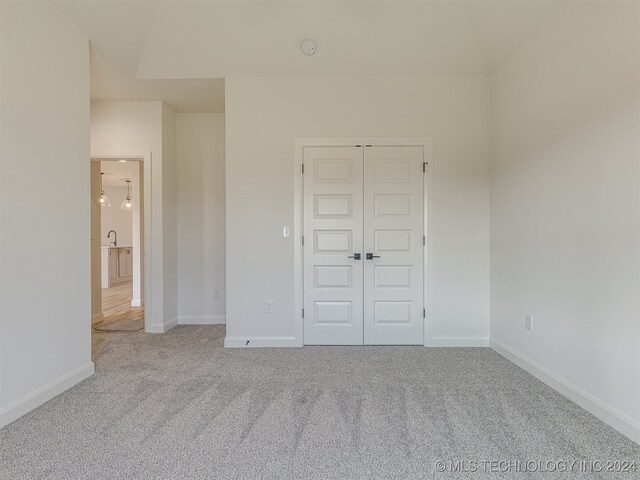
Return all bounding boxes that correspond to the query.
[97,281,144,326]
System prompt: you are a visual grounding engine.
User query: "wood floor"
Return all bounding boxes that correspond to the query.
[99,281,144,325]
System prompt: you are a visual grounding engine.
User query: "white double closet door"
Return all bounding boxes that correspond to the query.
[303,145,424,345]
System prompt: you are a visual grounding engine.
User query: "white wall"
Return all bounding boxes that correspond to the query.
[490,1,640,442]
[100,185,133,246]
[90,101,177,332]
[177,113,226,324]
[90,163,102,323]
[225,76,490,346]
[0,1,93,426]
[130,162,143,306]
[162,104,178,326]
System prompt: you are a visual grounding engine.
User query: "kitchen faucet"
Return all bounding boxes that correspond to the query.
[107,230,117,247]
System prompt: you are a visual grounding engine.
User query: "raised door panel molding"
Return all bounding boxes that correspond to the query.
[313,158,353,183]
[314,230,353,254]
[314,194,353,219]
[314,266,353,289]
[314,301,353,325]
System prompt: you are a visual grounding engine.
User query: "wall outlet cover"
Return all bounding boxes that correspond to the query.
[525,314,533,331]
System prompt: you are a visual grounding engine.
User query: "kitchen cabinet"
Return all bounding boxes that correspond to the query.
[109,248,119,281]
[101,246,133,288]
[119,248,132,277]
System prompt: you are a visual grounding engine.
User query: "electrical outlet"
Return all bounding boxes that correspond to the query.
[212,288,220,299]
[266,300,274,313]
[525,314,533,331]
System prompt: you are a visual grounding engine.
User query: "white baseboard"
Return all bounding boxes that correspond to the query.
[427,336,490,347]
[146,317,178,334]
[0,362,94,428]
[225,335,489,348]
[178,315,226,325]
[91,312,103,325]
[224,336,299,348]
[165,317,178,331]
[131,298,143,307]
[491,338,640,446]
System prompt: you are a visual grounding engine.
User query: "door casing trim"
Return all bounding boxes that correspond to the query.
[294,137,433,347]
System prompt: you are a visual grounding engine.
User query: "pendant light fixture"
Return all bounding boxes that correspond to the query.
[121,179,133,210]
[99,172,110,207]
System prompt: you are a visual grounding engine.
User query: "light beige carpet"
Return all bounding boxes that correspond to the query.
[1,325,638,479]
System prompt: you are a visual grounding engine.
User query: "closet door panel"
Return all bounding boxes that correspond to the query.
[303,147,364,345]
[363,146,424,345]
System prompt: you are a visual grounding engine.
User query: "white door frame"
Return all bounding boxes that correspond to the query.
[91,153,155,333]
[294,137,433,347]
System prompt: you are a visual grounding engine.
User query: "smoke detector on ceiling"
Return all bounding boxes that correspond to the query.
[301,39,316,56]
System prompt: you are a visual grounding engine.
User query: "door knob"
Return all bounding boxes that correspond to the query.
[366,253,381,260]
[348,253,361,260]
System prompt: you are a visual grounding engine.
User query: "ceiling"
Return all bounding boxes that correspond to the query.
[98,160,140,188]
[53,0,560,113]
[90,46,225,113]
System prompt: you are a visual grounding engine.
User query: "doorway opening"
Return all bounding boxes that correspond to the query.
[91,158,145,335]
